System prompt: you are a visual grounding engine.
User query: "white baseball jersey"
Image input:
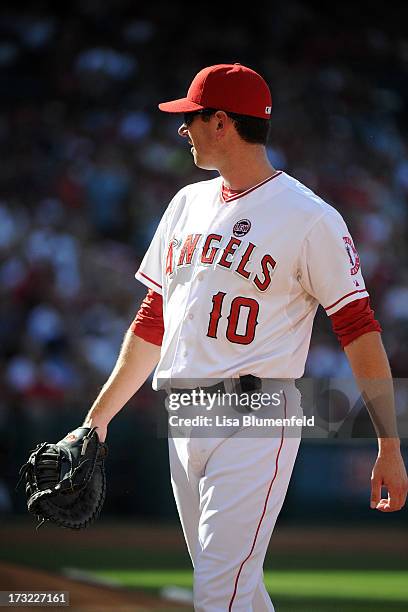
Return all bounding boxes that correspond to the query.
[136,171,368,387]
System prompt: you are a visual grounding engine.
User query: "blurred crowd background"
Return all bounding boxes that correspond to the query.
[1,0,408,520]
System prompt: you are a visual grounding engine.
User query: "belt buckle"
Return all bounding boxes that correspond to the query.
[238,375,261,394]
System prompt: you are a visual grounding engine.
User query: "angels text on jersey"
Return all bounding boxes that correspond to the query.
[165,231,276,293]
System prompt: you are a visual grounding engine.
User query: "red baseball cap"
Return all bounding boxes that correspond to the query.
[158,63,272,120]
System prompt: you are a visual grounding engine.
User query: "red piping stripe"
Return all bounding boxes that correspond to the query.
[222,171,282,203]
[325,289,367,311]
[137,271,162,289]
[228,392,287,611]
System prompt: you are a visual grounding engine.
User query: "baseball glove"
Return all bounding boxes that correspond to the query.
[17,426,108,529]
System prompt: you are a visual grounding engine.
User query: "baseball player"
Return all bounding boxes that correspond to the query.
[84,64,408,611]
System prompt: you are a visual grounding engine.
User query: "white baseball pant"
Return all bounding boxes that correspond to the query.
[168,389,301,611]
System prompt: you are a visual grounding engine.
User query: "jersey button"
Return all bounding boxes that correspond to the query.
[188,313,194,320]
[197,273,203,281]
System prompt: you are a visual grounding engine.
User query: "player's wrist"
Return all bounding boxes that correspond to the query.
[378,437,401,455]
[83,423,108,443]
[83,412,109,442]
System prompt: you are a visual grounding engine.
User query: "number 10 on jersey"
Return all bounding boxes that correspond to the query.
[207,291,259,345]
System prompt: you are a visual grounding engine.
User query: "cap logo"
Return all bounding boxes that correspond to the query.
[265,106,272,115]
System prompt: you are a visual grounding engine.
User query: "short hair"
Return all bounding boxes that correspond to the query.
[200,109,270,145]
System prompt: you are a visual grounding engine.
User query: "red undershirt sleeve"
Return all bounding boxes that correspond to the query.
[130,288,164,347]
[329,297,382,349]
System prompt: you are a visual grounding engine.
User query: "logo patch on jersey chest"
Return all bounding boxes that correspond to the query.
[233,219,251,237]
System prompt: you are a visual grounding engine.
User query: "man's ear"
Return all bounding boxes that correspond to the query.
[214,111,228,136]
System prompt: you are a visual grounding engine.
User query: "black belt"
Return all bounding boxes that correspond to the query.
[170,374,261,397]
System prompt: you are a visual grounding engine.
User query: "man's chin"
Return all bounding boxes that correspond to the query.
[193,156,216,171]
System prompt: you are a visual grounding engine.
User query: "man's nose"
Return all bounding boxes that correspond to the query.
[178,123,188,137]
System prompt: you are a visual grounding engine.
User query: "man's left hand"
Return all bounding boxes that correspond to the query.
[370,445,408,512]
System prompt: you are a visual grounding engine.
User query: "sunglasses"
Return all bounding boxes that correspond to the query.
[183,108,216,126]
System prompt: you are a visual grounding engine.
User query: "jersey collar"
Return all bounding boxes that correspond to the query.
[221,171,282,203]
